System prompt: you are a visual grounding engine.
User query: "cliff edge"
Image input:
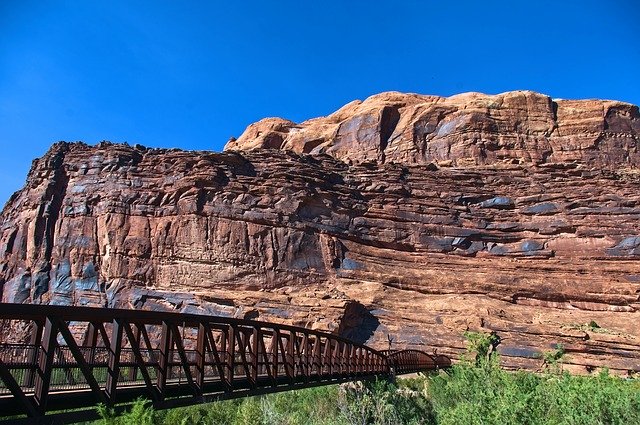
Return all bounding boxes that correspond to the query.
[1,91,639,374]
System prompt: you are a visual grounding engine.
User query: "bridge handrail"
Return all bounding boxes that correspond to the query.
[383,349,452,373]
[0,303,447,423]
[0,303,381,350]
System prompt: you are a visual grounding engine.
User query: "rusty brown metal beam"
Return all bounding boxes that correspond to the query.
[170,323,197,397]
[33,316,57,414]
[0,359,37,418]
[56,318,106,405]
[105,319,123,405]
[156,321,171,400]
[122,321,159,404]
[22,320,42,388]
[0,303,447,424]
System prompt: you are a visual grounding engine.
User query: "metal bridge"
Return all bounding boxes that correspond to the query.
[0,303,450,424]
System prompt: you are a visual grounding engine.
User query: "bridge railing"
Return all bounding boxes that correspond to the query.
[382,349,452,375]
[0,303,391,421]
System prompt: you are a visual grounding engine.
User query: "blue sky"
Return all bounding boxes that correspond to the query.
[1,1,639,205]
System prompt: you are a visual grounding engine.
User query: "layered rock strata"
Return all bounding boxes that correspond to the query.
[226,90,640,168]
[1,90,639,374]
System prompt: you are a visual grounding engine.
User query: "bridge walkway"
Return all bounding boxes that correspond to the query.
[0,304,450,424]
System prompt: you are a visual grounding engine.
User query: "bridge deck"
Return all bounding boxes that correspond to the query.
[0,303,449,424]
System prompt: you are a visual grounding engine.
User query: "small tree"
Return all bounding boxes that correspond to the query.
[540,344,565,374]
[462,331,501,367]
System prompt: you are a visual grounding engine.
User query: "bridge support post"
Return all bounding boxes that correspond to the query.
[312,336,321,378]
[302,332,309,382]
[157,321,172,401]
[122,322,159,405]
[322,338,332,376]
[225,325,235,388]
[286,331,295,381]
[170,323,197,396]
[251,328,259,385]
[105,318,123,405]
[202,324,228,391]
[364,350,371,374]
[195,323,206,391]
[331,340,339,377]
[0,304,450,423]
[261,330,278,387]
[127,324,142,382]
[22,319,43,388]
[234,328,252,388]
[349,344,354,376]
[84,322,99,378]
[33,316,57,414]
[270,329,279,386]
[56,318,107,405]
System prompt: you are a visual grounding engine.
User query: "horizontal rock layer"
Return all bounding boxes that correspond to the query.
[226,90,640,169]
[2,90,640,374]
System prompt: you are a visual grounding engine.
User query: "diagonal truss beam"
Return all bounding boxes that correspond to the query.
[0,359,38,418]
[0,304,446,423]
[55,318,107,405]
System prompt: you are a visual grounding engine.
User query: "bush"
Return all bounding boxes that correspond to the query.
[427,332,640,425]
[338,378,434,425]
[153,386,345,425]
[90,332,639,425]
[97,398,155,425]
[159,400,239,425]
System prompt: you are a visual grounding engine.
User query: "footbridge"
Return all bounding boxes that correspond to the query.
[0,303,450,424]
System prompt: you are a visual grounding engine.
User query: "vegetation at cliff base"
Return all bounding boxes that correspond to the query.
[95,333,640,425]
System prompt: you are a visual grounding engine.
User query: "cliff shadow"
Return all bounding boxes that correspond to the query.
[336,301,381,345]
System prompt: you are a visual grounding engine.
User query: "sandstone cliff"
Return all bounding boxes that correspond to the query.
[1,90,639,374]
[226,90,640,168]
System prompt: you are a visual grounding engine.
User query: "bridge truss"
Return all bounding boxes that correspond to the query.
[0,304,449,424]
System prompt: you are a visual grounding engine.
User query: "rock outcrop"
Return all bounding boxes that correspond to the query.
[1,90,639,374]
[226,91,640,168]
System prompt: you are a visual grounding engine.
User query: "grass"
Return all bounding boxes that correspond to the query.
[90,332,640,425]
[567,320,617,335]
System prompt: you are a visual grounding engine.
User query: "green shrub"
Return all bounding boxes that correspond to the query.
[337,378,434,425]
[266,385,342,425]
[87,331,639,425]
[427,333,640,425]
[540,344,566,374]
[159,400,240,425]
[234,397,262,425]
[96,398,155,425]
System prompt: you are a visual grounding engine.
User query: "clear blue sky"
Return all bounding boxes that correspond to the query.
[1,1,639,205]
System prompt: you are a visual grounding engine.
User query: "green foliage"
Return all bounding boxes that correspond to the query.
[263,385,343,425]
[570,320,614,335]
[542,344,565,363]
[462,331,500,367]
[97,398,154,425]
[427,334,640,425]
[159,399,239,425]
[234,397,262,425]
[337,378,434,425]
[154,386,347,425]
[540,344,566,374]
[86,331,639,425]
[429,359,543,424]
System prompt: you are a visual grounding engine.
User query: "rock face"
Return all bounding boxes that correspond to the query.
[2,90,640,374]
[226,91,640,168]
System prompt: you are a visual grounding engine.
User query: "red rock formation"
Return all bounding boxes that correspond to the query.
[1,91,639,374]
[226,91,640,168]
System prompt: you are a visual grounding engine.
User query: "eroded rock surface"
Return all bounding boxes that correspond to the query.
[2,90,640,374]
[226,90,640,169]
